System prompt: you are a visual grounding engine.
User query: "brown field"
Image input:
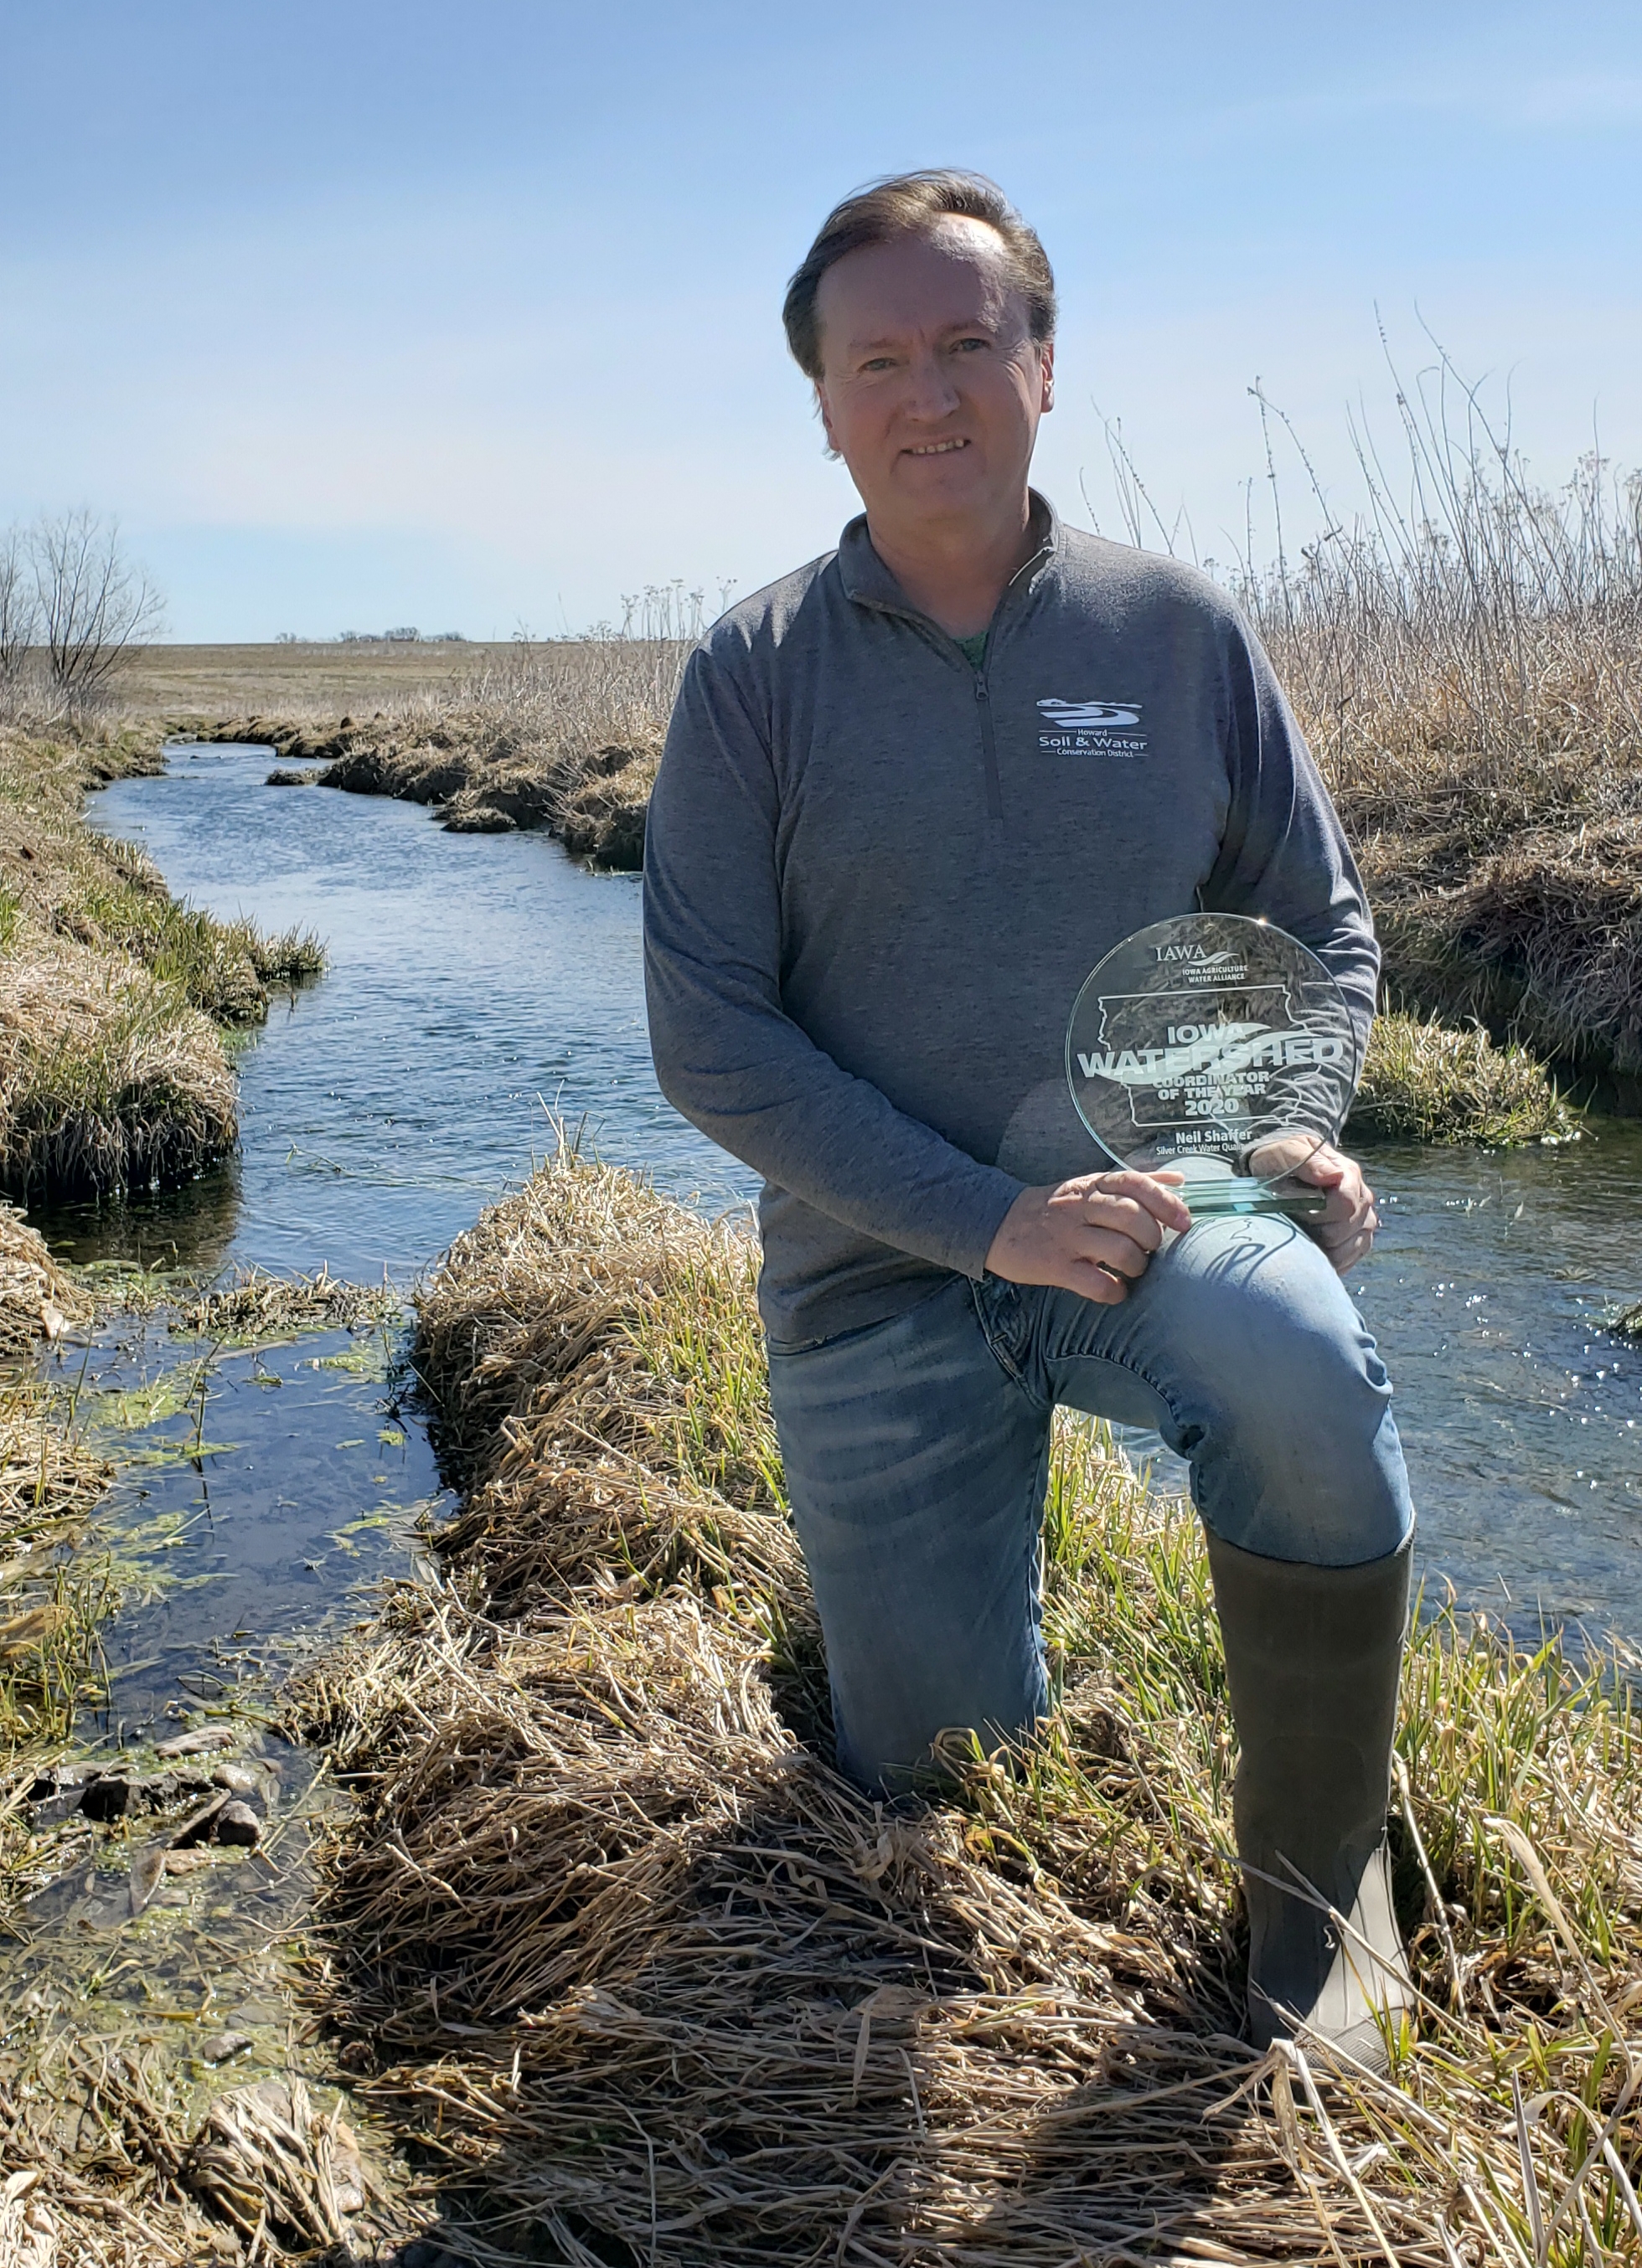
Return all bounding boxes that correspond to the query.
[116,639,519,719]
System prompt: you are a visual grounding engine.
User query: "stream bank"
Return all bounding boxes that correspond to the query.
[0,724,323,1229]
[163,626,687,870]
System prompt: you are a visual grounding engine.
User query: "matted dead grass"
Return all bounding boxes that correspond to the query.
[0,1203,88,1358]
[0,2039,402,2264]
[292,1147,1642,2265]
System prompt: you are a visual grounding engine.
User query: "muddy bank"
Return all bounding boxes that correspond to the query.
[292,1145,1642,2265]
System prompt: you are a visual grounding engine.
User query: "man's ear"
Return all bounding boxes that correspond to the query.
[812,380,848,460]
[1040,340,1056,415]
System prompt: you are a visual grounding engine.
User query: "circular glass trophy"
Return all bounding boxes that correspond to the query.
[1065,914,1361,1219]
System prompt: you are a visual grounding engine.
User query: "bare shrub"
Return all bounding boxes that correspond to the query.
[0,528,39,690]
[28,510,165,707]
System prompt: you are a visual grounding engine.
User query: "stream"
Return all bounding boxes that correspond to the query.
[36,739,1642,1693]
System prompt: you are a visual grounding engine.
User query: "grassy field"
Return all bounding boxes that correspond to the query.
[289,1144,1642,2266]
[116,637,507,717]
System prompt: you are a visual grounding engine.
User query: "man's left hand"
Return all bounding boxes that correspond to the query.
[1293,1142,1378,1274]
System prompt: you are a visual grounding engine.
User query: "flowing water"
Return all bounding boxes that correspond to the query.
[35,741,1642,1689]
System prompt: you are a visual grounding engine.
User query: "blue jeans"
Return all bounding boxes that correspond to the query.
[766,1213,1414,1792]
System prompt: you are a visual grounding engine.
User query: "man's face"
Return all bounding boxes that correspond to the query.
[813,217,1053,532]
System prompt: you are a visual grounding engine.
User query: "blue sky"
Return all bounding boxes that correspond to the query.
[3,1,1639,641]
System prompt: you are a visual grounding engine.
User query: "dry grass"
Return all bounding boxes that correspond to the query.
[0,1202,89,1358]
[0,725,323,1200]
[290,1145,1642,2266]
[1349,1010,1580,1147]
[0,2039,401,2264]
[173,1265,400,1350]
[1230,386,1642,1082]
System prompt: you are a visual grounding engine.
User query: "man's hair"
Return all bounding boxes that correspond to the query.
[782,169,1056,383]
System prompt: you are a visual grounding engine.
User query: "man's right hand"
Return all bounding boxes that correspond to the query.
[984,1170,1192,1305]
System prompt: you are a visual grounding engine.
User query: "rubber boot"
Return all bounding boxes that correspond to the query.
[1204,1528,1417,2073]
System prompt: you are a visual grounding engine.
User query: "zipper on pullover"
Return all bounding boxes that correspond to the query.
[973,672,1004,823]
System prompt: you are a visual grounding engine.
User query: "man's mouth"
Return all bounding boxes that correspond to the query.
[904,438,969,456]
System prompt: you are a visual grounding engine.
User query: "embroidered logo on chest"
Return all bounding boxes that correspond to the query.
[1035,697,1148,757]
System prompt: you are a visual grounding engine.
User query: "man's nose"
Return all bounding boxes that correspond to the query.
[898,349,961,422]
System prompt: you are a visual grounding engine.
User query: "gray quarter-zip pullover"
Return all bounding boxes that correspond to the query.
[643,494,1377,1345]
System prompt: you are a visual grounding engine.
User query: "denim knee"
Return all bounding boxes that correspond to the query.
[1180,1250,1412,1568]
[1026,1217,1415,1570]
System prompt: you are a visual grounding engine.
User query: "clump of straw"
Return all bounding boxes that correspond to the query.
[0,1202,88,1356]
[1350,1009,1579,1146]
[295,1146,1642,2266]
[0,940,238,1201]
[0,725,323,1202]
[173,1265,398,1349]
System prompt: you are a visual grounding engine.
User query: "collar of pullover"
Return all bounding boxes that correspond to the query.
[835,488,1061,629]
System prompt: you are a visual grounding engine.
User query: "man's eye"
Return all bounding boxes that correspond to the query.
[860,356,896,373]
[952,336,990,354]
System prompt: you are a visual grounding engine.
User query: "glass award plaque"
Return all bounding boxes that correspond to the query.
[1066,914,1361,1219]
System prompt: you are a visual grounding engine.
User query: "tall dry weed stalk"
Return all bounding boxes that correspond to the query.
[440,627,693,757]
[1237,353,1642,822]
[1097,344,1642,1072]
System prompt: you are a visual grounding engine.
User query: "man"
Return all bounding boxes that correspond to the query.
[643,170,1416,2068]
